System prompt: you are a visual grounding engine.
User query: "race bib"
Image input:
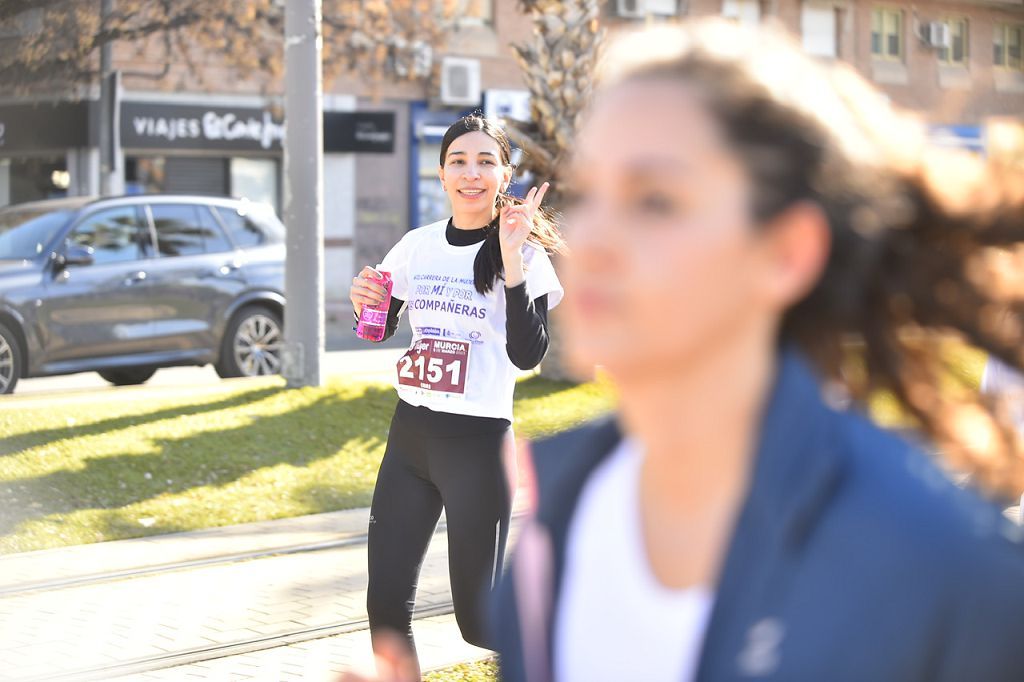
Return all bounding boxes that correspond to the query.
[397,338,471,398]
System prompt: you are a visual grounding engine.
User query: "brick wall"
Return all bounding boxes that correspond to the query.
[848,1,1024,124]
[599,0,1024,125]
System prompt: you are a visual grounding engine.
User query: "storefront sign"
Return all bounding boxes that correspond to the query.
[0,102,89,154]
[324,112,395,153]
[122,102,394,154]
[121,102,285,152]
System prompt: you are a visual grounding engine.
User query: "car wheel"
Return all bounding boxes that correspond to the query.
[0,322,23,395]
[215,306,283,379]
[98,367,158,386]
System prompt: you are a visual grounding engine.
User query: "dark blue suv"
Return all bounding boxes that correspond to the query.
[0,195,286,394]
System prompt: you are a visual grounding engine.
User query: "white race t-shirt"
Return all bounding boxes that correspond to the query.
[555,439,715,682]
[378,219,563,420]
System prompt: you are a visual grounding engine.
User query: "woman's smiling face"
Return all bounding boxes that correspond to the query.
[439,131,512,219]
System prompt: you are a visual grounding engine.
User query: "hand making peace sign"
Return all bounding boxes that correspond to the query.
[498,181,549,257]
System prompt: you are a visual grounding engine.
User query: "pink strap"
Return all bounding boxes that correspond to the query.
[513,520,554,682]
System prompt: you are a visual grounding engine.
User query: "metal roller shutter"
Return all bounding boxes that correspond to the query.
[163,157,228,196]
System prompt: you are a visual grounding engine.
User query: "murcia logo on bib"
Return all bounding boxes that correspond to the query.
[398,338,471,399]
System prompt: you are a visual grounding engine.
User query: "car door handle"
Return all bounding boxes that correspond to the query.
[217,261,242,276]
[123,271,147,286]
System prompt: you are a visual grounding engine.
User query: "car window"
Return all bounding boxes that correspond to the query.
[215,206,267,249]
[197,206,233,253]
[0,209,74,260]
[150,204,232,257]
[67,207,146,265]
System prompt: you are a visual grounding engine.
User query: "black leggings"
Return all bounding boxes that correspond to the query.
[366,399,513,651]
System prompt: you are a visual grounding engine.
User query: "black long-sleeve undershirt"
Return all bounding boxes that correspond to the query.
[364,220,550,369]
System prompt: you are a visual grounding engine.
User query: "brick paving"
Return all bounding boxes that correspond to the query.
[0,508,492,681]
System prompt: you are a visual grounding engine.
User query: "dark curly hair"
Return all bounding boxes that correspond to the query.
[599,20,1024,498]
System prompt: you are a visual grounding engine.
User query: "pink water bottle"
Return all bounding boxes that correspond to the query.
[356,270,393,342]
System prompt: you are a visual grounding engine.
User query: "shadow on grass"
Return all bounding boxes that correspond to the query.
[513,374,578,399]
[291,480,375,514]
[0,384,286,458]
[0,385,398,536]
[0,376,591,545]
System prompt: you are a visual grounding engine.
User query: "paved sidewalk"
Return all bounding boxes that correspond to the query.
[0,507,496,681]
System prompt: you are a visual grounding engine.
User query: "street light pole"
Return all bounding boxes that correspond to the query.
[282,0,326,388]
[98,0,121,196]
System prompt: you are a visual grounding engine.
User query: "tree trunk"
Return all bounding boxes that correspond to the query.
[508,0,605,381]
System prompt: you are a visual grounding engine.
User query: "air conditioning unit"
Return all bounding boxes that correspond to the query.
[924,21,952,49]
[616,0,644,17]
[440,57,481,106]
[616,0,678,19]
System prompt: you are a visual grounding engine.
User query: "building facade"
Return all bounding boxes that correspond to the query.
[2,0,1021,313]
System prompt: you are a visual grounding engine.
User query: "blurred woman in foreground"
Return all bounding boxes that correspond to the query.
[492,19,1024,682]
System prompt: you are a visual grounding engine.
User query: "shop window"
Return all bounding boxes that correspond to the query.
[229,158,279,215]
[995,24,1023,70]
[125,157,166,195]
[9,157,68,204]
[871,7,902,60]
[150,203,232,257]
[67,207,146,265]
[938,18,969,65]
[216,206,267,249]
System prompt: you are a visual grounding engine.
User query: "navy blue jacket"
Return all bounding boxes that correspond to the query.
[491,351,1024,681]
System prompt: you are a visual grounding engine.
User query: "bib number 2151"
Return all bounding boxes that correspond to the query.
[397,338,470,397]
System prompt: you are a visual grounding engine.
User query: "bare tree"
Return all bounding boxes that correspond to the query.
[0,0,465,93]
[507,0,606,380]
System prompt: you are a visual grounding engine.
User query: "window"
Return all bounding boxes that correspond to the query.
[0,209,73,260]
[464,0,492,24]
[67,207,146,265]
[441,0,491,26]
[229,158,279,215]
[216,206,267,250]
[125,156,166,195]
[995,24,1023,70]
[871,8,902,60]
[938,18,969,65]
[723,0,760,26]
[802,4,839,58]
[150,204,232,257]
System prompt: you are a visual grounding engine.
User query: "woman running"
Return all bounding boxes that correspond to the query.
[349,114,564,672]
[488,20,1024,682]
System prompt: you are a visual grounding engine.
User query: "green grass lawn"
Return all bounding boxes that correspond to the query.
[425,658,499,682]
[0,376,615,554]
[0,340,989,555]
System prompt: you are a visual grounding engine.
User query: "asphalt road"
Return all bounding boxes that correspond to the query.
[6,325,413,398]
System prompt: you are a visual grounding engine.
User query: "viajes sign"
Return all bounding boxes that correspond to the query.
[121,102,285,152]
[122,102,395,154]
[0,99,396,156]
